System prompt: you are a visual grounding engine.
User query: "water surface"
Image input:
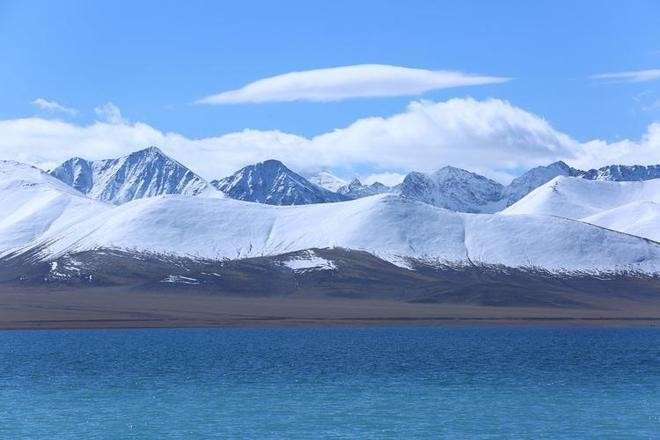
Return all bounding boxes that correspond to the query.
[1,326,659,438]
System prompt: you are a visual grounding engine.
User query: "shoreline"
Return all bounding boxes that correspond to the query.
[2,288,660,330]
[2,318,660,331]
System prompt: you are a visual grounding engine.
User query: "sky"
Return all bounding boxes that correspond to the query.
[1,0,659,184]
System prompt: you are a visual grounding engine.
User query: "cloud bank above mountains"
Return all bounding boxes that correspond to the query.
[196,64,510,104]
[2,97,660,183]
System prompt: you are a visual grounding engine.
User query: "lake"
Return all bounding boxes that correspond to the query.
[1,326,659,438]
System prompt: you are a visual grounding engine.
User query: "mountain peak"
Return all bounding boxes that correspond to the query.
[432,166,500,185]
[138,145,163,154]
[437,165,464,172]
[434,165,468,176]
[50,147,211,204]
[127,146,170,161]
[336,177,392,199]
[211,160,347,205]
[257,159,287,168]
[307,171,347,192]
[502,161,582,206]
[548,160,570,168]
[399,167,504,213]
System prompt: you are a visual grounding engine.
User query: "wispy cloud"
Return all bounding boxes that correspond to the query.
[94,102,125,124]
[197,64,510,104]
[31,98,78,116]
[591,69,660,83]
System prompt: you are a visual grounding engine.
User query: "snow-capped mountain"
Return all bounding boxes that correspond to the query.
[502,161,582,206]
[502,176,660,241]
[2,157,660,273]
[211,160,348,205]
[307,171,347,192]
[0,160,108,254]
[337,178,391,199]
[50,146,214,205]
[15,193,660,272]
[582,164,660,181]
[398,166,505,213]
[501,162,660,207]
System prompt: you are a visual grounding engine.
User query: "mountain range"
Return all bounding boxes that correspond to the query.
[47,147,660,213]
[337,178,392,199]
[1,146,659,298]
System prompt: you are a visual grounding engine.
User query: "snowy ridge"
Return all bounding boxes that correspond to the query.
[502,162,660,207]
[502,161,581,206]
[503,176,660,242]
[50,146,216,205]
[0,160,109,255]
[582,202,660,242]
[582,164,660,181]
[503,176,660,218]
[16,193,660,272]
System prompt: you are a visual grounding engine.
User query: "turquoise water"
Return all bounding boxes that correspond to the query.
[1,327,659,439]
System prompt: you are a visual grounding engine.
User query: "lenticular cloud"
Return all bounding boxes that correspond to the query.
[196,64,509,104]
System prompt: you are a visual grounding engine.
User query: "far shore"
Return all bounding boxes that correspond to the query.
[2,288,660,330]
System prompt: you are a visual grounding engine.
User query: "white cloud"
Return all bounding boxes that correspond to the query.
[197,64,510,104]
[591,69,660,83]
[31,98,78,116]
[571,122,660,170]
[362,172,406,187]
[94,102,125,124]
[1,98,659,182]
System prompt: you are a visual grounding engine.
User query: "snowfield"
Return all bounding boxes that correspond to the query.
[0,161,109,254]
[18,193,660,272]
[503,176,660,241]
[581,202,660,242]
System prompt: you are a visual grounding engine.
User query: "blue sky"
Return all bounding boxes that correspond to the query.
[1,0,659,182]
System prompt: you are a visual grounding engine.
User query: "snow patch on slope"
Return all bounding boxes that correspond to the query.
[282,250,337,271]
